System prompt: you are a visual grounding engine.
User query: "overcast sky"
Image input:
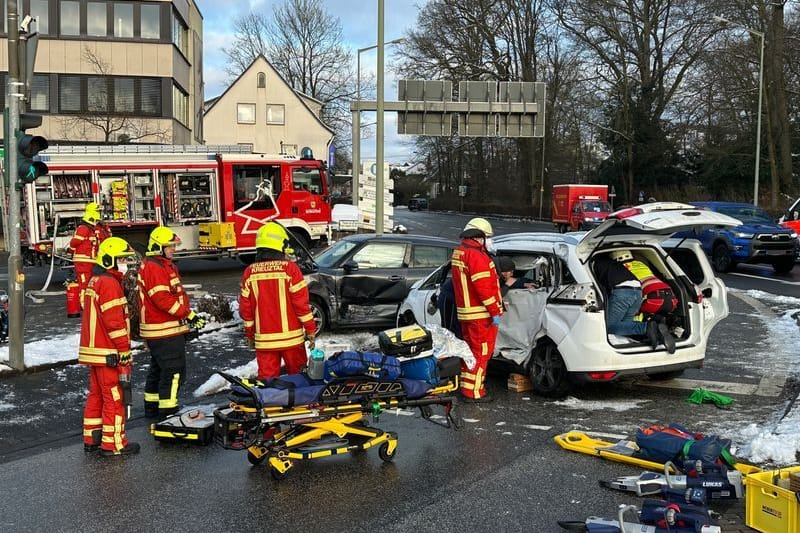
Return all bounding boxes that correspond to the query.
[195,0,422,162]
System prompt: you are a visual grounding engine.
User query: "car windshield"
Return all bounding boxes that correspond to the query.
[715,205,773,224]
[314,240,358,268]
[581,201,611,212]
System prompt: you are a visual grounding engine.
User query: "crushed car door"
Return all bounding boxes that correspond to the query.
[338,241,410,324]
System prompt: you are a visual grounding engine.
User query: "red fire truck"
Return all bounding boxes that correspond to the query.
[23,145,332,263]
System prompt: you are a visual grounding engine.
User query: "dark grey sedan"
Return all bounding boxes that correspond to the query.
[295,233,456,332]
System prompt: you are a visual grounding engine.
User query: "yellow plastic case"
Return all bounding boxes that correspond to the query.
[746,465,800,533]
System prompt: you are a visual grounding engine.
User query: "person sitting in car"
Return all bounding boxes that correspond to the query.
[594,252,662,351]
[497,256,537,296]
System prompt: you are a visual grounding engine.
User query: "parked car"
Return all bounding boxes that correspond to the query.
[408,197,429,211]
[295,233,456,333]
[674,201,797,274]
[396,204,740,398]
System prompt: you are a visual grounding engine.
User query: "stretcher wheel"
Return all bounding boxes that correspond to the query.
[270,462,290,480]
[378,442,396,462]
[247,449,266,466]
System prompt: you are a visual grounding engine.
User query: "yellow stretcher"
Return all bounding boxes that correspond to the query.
[214,372,461,479]
[554,431,762,475]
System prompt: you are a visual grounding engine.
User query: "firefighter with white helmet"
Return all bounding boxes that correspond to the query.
[79,236,139,456]
[239,221,316,379]
[451,217,503,402]
[69,202,112,309]
[138,226,205,418]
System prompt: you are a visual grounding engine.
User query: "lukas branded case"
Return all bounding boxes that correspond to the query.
[378,324,433,357]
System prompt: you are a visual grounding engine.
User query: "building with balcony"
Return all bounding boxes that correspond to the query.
[0,0,204,145]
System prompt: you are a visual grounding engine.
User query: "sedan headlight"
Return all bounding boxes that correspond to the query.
[732,231,755,239]
[791,232,798,239]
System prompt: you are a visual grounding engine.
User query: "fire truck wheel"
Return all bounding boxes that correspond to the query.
[309,298,328,334]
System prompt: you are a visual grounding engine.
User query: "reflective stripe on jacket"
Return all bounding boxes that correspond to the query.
[137,256,190,339]
[451,239,503,322]
[238,259,316,350]
[70,223,110,264]
[79,268,131,365]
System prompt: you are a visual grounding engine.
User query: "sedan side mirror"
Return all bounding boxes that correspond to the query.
[342,260,359,273]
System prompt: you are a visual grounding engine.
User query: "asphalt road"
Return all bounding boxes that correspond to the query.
[0,208,797,531]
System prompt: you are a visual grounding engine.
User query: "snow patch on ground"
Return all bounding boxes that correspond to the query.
[553,397,651,412]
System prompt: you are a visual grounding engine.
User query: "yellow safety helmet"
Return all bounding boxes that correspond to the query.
[255,222,290,252]
[460,217,493,239]
[96,237,134,269]
[83,202,102,225]
[147,226,182,256]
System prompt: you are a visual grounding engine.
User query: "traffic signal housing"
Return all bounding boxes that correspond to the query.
[16,113,48,186]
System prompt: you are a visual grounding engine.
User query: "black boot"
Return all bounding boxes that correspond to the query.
[84,429,101,453]
[645,320,659,350]
[658,323,676,354]
[101,442,140,457]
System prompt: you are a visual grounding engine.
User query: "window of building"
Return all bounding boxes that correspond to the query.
[173,83,188,125]
[87,2,107,36]
[87,77,109,112]
[141,3,160,39]
[266,104,285,125]
[30,0,49,35]
[30,75,50,112]
[140,78,161,115]
[59,75,81,112]
[172,10,188,56]
[115,78,134,113]
[257,73,266,88]
[60,1,80,36]
[237,103,256,124]
[114,3,134,38]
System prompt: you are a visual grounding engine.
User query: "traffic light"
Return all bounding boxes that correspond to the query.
[16,113,48,186]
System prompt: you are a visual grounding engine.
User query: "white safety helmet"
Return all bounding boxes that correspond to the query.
[610,249,633,262]
[460,217,493,239]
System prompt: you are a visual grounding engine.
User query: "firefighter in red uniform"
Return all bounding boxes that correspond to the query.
[239,222,316,379]
[69,202,112,306]
[79,236,139,456]
[451,217,503,402]
[138,227,205,418]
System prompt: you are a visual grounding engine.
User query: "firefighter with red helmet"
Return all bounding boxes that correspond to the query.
[69,202,112,306]
[452,217,503,402]
[79,236,139,456]
[239,222,316,379]
[138,227,205,418]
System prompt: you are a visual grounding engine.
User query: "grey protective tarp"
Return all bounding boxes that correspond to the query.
[494,288,548,365]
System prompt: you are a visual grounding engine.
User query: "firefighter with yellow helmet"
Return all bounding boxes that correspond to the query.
[239,221,316,379]
[79,236,139,456]
[451,217,503,402]
[137,226,205,418]
[69,202,112,308]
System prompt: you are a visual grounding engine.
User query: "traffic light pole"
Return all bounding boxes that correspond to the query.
[6,0,24,370]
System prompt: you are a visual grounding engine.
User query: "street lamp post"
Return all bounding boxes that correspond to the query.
[714,15,765,206]
[352,37,405,209]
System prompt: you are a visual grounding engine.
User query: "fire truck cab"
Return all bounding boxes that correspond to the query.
[25,145,332,263]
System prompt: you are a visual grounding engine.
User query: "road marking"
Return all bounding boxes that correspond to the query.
[638,376,784,397]
[730,272,800,286]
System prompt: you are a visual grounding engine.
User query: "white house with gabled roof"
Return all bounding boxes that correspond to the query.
[203,54,334,159]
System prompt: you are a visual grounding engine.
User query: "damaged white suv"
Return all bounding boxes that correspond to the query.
[397,204,741,397]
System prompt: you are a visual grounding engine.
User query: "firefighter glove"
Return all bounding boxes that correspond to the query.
[187,310,206,330]
[491,315,501,327]
[118,351,132,366]
[305,332,316,350]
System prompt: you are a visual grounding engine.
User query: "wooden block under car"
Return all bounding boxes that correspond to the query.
[507,373,534,392]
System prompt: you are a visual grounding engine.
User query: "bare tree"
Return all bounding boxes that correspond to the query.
[58,46,169,144]
[221,0,355,145]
